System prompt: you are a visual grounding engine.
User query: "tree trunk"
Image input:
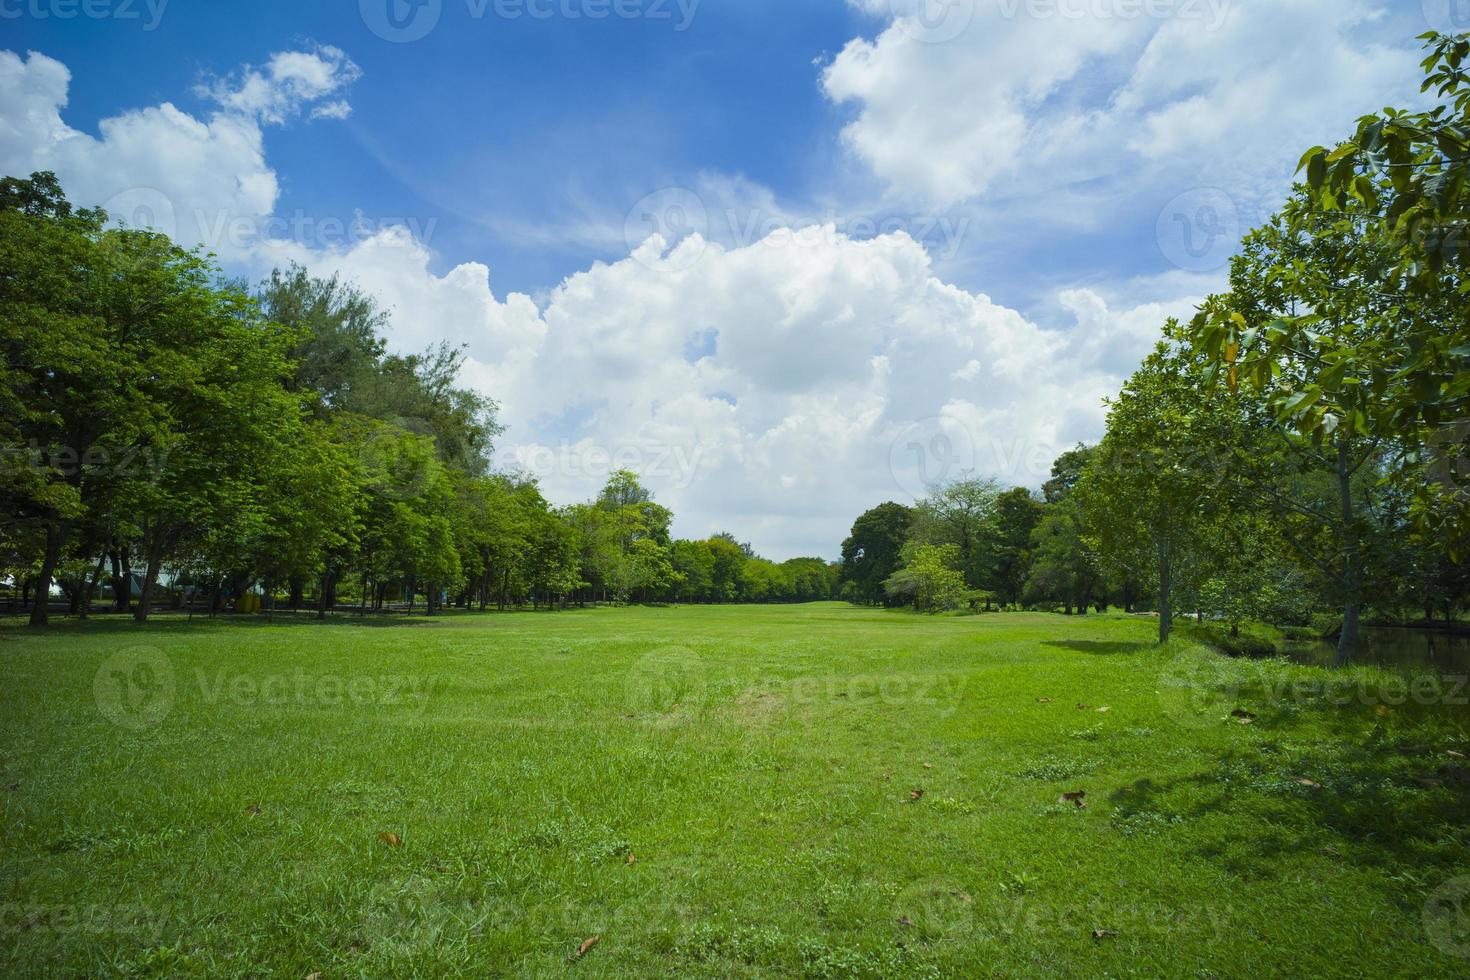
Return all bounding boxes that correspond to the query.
[134,544,165,623]
[1157,539,1174,645]
[318,569,333,620]
[81,549,107,620]
[29,522,67,627]
[1334,442,1362,667]
[115,549,133,613]
[288,576,304,611]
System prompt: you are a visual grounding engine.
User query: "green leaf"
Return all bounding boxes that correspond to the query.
[1306,152,1328,190]
[1280,389,1323,418]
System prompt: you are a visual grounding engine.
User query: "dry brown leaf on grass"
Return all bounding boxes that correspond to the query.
[1095,706,1110,714]
[572,936,600,959]
[1036,697,1054,704]
[245,804,261,816]
[922,762,934,770]
[909,788,925,802]
[378,831,403,848]
[1446,750,1466,759]
[1059,790,1087,809]
[898,915,914,927]
[625,852,636,866]
[305,973,322,980]
[1075,704,1091,711]
[1091,929,1116,940]
[1230,709,1256,724]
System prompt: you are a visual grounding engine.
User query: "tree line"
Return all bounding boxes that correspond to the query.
[0,173,835,625]
[839,32,1470,666]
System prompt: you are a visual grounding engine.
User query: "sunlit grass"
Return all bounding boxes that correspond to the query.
[1,604,1466,976]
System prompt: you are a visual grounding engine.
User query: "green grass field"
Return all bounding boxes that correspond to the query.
[2,603,1468,977]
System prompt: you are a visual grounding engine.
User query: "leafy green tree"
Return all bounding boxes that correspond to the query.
[984,487,1042,608]
[884,543,968,612]
[1023,497,1100,615]
[1188,185,1459,661]
[1078,337,1238,643]
[707,535,748,602]
[1,174,121,624]
[257,264,388,413]
[1023,450,1102,614]
[671,539,715,602]
[910,476,1003,589]
[1191,33,1470,660]
[839,502,913,605]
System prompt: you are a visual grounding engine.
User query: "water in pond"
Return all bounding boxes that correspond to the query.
[1282,627,1470,675]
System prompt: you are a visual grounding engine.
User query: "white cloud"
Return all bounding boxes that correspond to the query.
[0,46,1204,559]
[198,45,361,126]
[824,0,1424,214]
[0,45,359,262]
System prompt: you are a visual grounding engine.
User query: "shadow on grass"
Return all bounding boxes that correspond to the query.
[1042,639,1153,656]
[1106,681,1470,884]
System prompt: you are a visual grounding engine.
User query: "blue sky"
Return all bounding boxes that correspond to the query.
[10,0,880,296]
[0,0,1450,557]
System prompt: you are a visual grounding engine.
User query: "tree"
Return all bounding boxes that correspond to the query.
[1078,336,1238,643]
[910,476,1003,589]
[1023,498,1100,615]
[884,543,968,613]
[1024,449,1101,614]
[670,539,714,602]
[1189,184,1460,662]
[1191,31,1470,661]
[984,487,1042,608]
[839,502,913,605]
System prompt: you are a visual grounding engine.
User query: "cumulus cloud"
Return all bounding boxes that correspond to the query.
[0,45,358,260]
[197,45,361,126]
[825,0,1424,214]
[0,46,1204,559]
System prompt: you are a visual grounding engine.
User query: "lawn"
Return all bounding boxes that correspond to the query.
[2,603,1467,977]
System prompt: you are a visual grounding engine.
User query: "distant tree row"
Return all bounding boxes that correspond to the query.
[0,173,833,625]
